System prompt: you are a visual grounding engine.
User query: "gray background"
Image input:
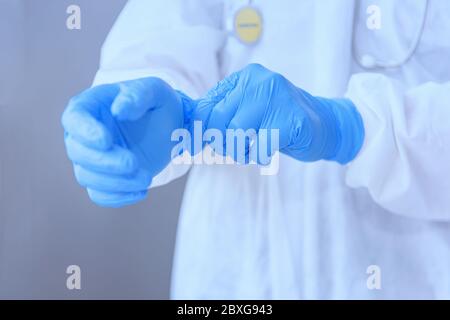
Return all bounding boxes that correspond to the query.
[0,0,186,299]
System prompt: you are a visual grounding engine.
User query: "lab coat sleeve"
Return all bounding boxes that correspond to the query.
[345,73,450,221]
[92,0,225,187]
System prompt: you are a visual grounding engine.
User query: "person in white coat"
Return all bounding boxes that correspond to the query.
[62,0,450,299]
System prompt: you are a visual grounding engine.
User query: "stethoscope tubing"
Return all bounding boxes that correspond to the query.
[352,0,429,69]
[236,0,429,70]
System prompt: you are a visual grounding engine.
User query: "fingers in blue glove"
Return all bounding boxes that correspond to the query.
[111,77,176,121]
[61,84,120,150]
[86,188,148,208]
[73,164,151,193]
[205,77,280,165]
[64,135,138,175]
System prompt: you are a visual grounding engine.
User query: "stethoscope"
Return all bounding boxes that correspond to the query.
[234,0,429,70]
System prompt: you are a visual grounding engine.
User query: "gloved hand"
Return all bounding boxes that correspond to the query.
[62,77,194,207]
[201,63,365,164]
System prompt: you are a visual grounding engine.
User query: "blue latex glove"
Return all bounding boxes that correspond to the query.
[201,64,364,164]
[62,77,194,207]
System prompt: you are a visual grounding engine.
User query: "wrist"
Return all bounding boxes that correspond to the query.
[176,91,206,156]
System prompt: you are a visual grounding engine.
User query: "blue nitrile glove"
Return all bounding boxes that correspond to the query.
[62,77,195,207]
[200,63,364,165]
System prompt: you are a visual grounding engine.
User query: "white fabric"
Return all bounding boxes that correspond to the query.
[95,0,450,299]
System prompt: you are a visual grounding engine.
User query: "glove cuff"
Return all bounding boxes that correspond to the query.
[319,97,365,164]
[176,90,197,130]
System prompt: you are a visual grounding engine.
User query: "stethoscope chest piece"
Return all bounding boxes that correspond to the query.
[234,6,263,45]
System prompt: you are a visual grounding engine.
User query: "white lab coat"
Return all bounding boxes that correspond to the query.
[93,0,450,299]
